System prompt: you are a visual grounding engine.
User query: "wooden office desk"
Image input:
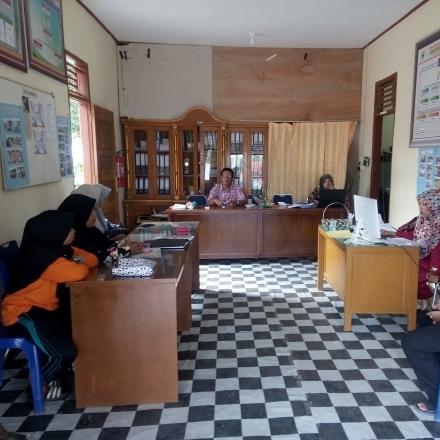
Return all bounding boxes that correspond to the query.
[69,222,199,407]
[317,228,419,331]
[168,206,346,259]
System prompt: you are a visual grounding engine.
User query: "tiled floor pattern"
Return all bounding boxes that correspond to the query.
[1,258,440,439]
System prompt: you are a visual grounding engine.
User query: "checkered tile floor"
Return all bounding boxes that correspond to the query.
[1,258,440,439]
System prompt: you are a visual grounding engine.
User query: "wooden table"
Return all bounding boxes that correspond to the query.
[68,222,199,407]
[168,206,346,259]
[317,228,419,331]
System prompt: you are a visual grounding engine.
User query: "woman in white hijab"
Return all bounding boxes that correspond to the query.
[71,184,111,233]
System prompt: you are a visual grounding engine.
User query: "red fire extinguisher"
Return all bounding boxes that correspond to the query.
[116,151,125,187]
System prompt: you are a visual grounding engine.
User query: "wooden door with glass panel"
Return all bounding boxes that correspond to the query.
[152,126,174,199]
[178,126,198,198]
[225,127,266,197]
[248,128,265,197]
[199,126,223,196]
[92,105,118,223]
[128,127,150,198]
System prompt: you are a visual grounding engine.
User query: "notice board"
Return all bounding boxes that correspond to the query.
[0,76,60,190]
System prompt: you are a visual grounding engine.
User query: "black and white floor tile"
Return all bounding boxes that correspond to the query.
[1,258,440,439]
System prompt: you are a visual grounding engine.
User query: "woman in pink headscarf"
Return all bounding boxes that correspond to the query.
[396,188,440,301]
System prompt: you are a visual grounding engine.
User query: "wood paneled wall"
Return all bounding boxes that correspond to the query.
[213,47,363,122]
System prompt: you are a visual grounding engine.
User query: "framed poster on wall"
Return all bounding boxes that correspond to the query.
[24,0,66,83]
[0,0,27,71]
[0,76,60,190]
[417,147,440,193]
[410,30,440,148]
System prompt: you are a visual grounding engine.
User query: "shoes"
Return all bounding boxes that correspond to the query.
[44,380,65,401]
[414,401,436,415]
[417,299,430,311]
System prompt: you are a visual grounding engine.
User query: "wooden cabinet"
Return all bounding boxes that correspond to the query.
[122,108,268,228]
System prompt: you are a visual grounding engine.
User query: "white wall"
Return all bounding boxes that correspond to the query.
[0,0,119,243]
[360,0,439,226]
[118,43,212,119]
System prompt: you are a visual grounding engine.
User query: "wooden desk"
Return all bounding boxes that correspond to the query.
[317,228,418,331]
[69,222,199,407]
[168,206,345,259]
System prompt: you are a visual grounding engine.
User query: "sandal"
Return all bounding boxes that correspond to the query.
[414,401,436,415]
[44,380,65,401]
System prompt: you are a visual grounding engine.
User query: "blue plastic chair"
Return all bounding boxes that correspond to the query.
[273,194,293,205]
[0,243,44,414]
[437,375,440,421]
[188,195,207,206]
[0,331,44,414]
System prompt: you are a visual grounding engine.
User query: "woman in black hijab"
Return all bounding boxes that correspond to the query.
[58,194,113,262]
[2,210,98,400]
[9,210,75,292]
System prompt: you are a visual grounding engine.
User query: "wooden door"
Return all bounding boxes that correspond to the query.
[370,73,396,208]
[92,104,119,223]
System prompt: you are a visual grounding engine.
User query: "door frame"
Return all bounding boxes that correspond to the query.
[370,73,397,200]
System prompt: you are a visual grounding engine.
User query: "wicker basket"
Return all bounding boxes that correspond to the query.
[321,202,351,232]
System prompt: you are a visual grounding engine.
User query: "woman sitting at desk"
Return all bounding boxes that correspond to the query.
[72,184,127,239]
[207,167,246,208]
[1,211,98,400]
[396,188,440,304]
[307,174,334,204]
[59,194,112,262]
[71,184,111,234]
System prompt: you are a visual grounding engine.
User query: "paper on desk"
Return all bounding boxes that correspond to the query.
[382,237,418,246]
[327,230,352,239]
[288,202,315,208]
[380,223,397,232]
[170,204,186,210]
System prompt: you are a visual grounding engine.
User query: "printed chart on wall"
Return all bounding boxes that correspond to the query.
[56,116,72,178]
[0,76,60,190]
[410,32,440,147]
[417,148,440,193]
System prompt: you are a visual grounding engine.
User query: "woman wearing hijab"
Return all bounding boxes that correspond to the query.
[1,210,98,399]
[71,183,111,234]
[58,193,113,262]
[399,189,440,416]
[396,188,440,301]
[307,174,335,204]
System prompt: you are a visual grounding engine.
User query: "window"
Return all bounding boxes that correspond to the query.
[66,51,93,187]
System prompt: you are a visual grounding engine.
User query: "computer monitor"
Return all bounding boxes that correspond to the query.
[318,189,346,208]
[353,195,381,241]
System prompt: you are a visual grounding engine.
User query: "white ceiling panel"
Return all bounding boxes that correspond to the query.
[80,0,425,48]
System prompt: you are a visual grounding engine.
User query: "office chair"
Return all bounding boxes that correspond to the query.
[187,195,207,206]
[273,194,293,205]
[0,242,44,414]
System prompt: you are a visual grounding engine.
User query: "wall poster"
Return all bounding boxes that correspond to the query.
[0,76,60,190]
[410,30,440,148]
[56,115,72,177]
[417,147,440,194]
[24,0,66,82]
[0,0,26,71]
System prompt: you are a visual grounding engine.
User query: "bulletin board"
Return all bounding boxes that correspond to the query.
[410,30,440,148]
[417,147,440,193]
[0,76,60,190]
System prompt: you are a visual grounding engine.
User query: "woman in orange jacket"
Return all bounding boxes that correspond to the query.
[1,210,98,399]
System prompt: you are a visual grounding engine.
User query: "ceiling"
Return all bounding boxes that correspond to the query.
[80,0,425,48]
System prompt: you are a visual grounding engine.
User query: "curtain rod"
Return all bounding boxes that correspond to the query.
[237,119,359,123]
